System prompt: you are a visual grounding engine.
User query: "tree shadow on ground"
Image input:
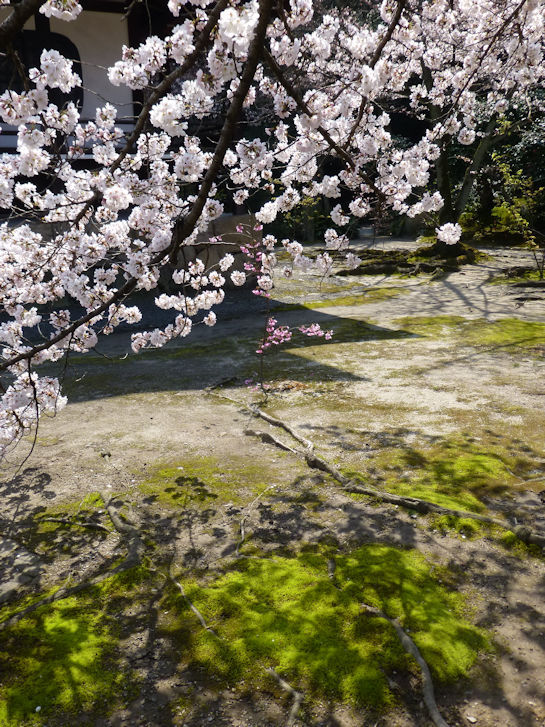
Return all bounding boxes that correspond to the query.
[39,306,416,404]
[2,410,545,726]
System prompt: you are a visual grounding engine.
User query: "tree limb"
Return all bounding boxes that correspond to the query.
[262,46,383,201]
[0,0,45,49]
[169,0,274,261]
[0,0,271,373]
[344,0,407,149]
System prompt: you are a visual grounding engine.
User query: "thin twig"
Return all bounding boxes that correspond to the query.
[264,667,304,727]
[361,604,449,727]
[236,482,278,556]
[170,575,217,636]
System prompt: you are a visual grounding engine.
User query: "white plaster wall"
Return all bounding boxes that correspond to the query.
[50,11,133,121]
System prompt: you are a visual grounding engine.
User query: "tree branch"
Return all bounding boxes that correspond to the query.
[344,0,407,149]
[264,667,304,727]
[170,0,274,261]
[262,46,384,201]
[0,0,45,49]
[0,0,271,373]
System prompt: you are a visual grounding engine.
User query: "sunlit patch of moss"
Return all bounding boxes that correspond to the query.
[429,514,485,538]
[465,318,545,348]
[0,586,62,624]
[0,568,144,726]
[488,269,544,285]
[139,455,292,508]
[166,546,488,712]
[272,287,404,312]
[393,315,469,337]
[499,531,544,559]
[351,432,536,517]
[394,316,545,350]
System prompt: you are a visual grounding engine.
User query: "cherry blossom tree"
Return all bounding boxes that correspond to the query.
[0,0,544,457]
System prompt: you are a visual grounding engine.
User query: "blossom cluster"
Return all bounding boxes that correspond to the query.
[0,0,544,454]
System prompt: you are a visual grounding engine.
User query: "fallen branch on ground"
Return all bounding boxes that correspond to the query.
[248,405,314,452]
[361,603,450,727]
[170,574,217,636]
[325,559,447,725]
[244,428,298,454]
[264,667,304,727]
[206,389,314,452]
[241,406,545,548]
[236,482,279,556]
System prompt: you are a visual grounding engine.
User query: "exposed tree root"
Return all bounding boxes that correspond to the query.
[102,492,145,563]
[361,603,450,727]
[170,574,217,636]
[242,407,545,549]
[325,558,447,725]
[264,667,304,727]
[248,405,314,452]
[244,427,298,454]
[0,494,145,630]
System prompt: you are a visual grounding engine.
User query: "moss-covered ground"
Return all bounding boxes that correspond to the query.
[0,540,492,724]
[162,545,489,710]
[139,454,295,507]
[353,431,534,508]
[271,286,404,311]
[0,568,145,726]
[394,316,545,350]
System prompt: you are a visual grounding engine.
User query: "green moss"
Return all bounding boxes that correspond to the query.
[169,545,488,711]
[465,319,545,347]
[353,433,532,517]
[393,315,467,337]
[0,569,143,726]
[394,316,545,349]
[140,455,286,507]
[272,287,404,312]
[499,531,544,559]
[489,270,544,285]
[0,586,62,625]
[430,514,484,538]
